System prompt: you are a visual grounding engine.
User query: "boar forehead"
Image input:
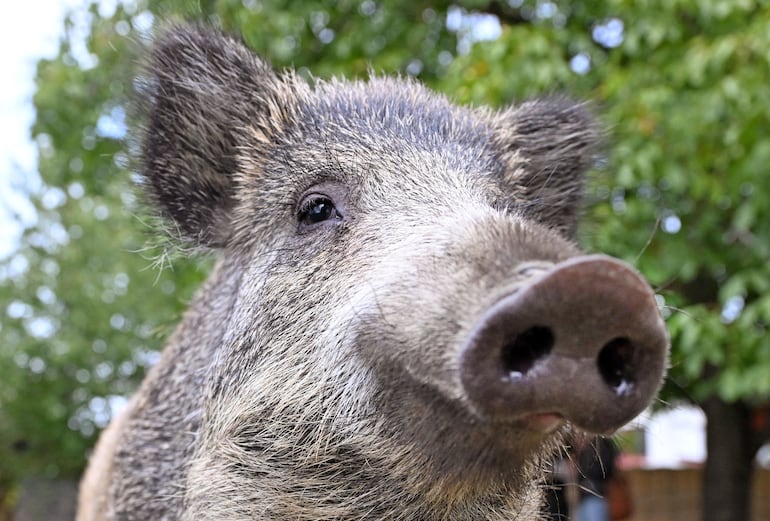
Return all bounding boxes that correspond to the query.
[305,79,492,147]
[280,78,505,191]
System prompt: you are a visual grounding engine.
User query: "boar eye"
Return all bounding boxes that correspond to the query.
[298,195,340,227]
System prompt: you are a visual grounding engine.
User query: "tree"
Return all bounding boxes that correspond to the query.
[0,1,210,495]
[2,1,768,520]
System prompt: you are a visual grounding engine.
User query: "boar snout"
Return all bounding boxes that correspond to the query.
[460,255,668,435]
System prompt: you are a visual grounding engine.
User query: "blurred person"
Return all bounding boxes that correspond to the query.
[575,436,618,521]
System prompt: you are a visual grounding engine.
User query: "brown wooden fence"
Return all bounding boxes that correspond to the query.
[625,467,770,521]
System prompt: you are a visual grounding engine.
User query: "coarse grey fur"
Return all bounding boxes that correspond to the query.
[79,24,622,521]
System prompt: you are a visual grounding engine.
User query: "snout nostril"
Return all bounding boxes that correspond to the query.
[598,337,636,394]
[501,326,554,378]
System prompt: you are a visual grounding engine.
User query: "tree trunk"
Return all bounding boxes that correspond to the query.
[701,397,754,521]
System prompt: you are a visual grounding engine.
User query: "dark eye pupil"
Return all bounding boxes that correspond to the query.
[302,198,335,224]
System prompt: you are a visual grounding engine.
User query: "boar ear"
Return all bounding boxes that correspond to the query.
[492,98,601,238]
[137,25,298,248]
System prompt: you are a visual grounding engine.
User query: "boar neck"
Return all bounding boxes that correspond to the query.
[109,256,243,519]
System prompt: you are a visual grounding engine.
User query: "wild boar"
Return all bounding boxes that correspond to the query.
[77,25,668,521]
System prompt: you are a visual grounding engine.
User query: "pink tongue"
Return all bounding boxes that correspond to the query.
[521,413,564,433]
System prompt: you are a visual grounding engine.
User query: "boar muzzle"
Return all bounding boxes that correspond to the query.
[460,255,669,435]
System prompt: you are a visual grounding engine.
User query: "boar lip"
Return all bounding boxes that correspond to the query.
[515,412,565,434]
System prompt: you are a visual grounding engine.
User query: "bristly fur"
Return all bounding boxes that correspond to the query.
[79,24,602,521]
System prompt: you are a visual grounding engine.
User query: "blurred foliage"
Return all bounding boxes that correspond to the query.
[1,0,769,508]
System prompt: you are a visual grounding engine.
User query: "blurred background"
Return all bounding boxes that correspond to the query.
[1,1,769,520]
